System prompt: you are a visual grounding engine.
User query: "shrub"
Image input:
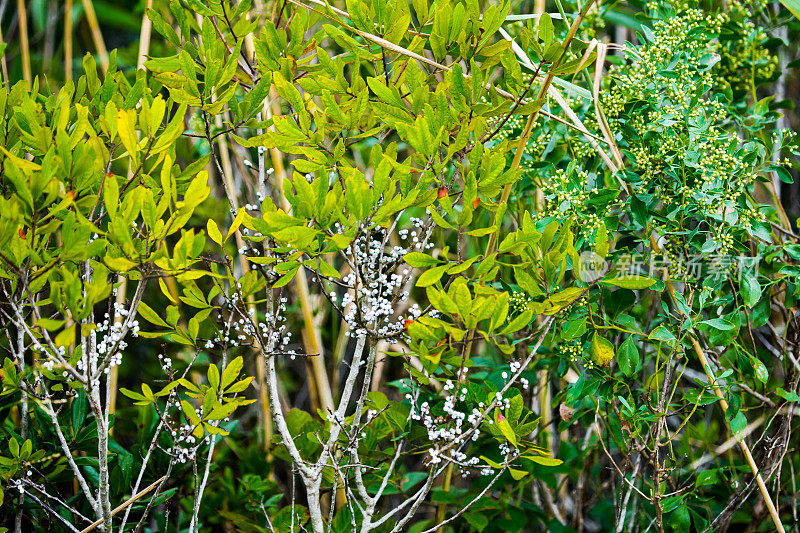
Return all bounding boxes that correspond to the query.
[0,0,798,532]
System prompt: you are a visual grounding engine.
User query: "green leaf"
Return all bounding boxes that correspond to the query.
[206,402,237,421]
[649,325,677,344]
[9,438,19,457]
[226,377,254,394]
[207,219,223,246]
[776,388,800,402]
[178,378,200,393]
[451,280,472,319]
[228,209,247,240]
[701,318,736,331]
[740,273,762,308]
[779,0,800,19]
[509,468,527,480]
[600,275,656,290]
[404,252,441,268]
[499,308,533,335]
[181,401,204,438]
[665,503,690,531]
[729,410,747,436]
[315,260,341,279]
[695,469,720,488]
[0,147,41,172]
[366,77,406,109]
[141,384,154,401]
[400,472,428,492]
[104,173,119,219]
[416,264,449,287]
[750,356,768,384]
[530,456,562,467]
[208,364,220,391]
[36,318,65,331]
[538,12,554,47]
[222,356,244,390]
[544,287,584,314]
[507,393,524,425]
[116,109,140,166]
[184,0,218,17]
[137,302,170,328]
[617,337,639,377]
[120,388,147,402]
[495,410,517,447]
[589,332,615,367]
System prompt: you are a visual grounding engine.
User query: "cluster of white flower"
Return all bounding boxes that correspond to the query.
[96,302,140,360]
[103,353,123,374]
[10,478,25,494]
[330,225,429,340]
[403,360,536,481]
[209,296,292,356]
[498,441,513,459]
[408,380,489,476]
[170,423,200,464]
[157,353,172,372]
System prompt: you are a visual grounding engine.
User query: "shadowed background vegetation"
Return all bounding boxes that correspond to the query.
[1,1,800,532]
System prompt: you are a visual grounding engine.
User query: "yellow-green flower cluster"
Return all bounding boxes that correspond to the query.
[510,290,535,314]
[605,10,726,116]
[602,7,771,240]
[557,342,583,364]
[716,20,777,93]
[537,168,605,235]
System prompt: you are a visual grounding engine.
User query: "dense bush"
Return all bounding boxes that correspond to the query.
[0,0,799,532]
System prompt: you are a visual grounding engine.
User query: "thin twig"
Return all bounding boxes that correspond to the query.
[78,476,167,533]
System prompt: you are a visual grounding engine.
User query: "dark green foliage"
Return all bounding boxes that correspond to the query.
[0,0,799,532]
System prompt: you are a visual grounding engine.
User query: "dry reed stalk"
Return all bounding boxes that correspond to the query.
[0,17,9,86]
[136,0,153,69]
[107,1,155,419]
[16,0,31,88]
[80,0,109,73]
[689,336,785,533]
[64,0,73,82]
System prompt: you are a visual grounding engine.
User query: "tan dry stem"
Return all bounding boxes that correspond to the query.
[80,0,109,73]
[64,0,73,82]
[689,336,785,533]
[17,0,32,88]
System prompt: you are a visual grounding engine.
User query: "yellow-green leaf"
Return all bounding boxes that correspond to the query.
[0,147,41,172]
[227,209,246,239]
[530,456,563,466]
[590,332,615,367]
[600,275,656,290]
[117,109,141,166]
[207,219,223,246]
[138,301,170,328]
